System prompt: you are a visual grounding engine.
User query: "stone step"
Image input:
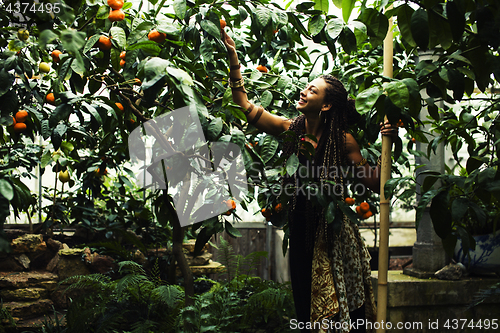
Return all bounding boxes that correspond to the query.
[0,287,48,301]
[4,299,54,319]
[0,271,58,289]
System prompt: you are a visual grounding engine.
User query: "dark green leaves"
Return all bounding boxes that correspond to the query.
[411,9,429,50]
[429,190,452,239]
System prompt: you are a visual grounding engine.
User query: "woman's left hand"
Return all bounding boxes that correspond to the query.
[379,120,399,137]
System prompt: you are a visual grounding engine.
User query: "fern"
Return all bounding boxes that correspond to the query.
[467,281,500,310]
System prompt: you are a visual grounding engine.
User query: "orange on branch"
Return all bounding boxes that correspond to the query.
[119,51,126,59]
[13,123,27,133]
[261,208,272,218]
[107,0,124,10]
[108,9,125,22]
[356,206,362,216]
[96,36,112,51]
[120,59,126,67]
[115,102,124,111]
[359,202,370,213]
[274,203,283,213]
[46,93,55,105]
[220,19,226,29]
[15,110,28,123]
[362,211,373,219]
[256,65,268,73]
[148,29,166,43]
[344,197,355,205]
[51,50,62,63]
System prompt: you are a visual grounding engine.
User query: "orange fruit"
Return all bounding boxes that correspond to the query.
[96,168,108,176]
[411,137,416,143]
[356,206,362,216]
[12,117,16,125]
[273,29,278,34]
[134,78,141,85]
[396,119,404,127]
[362,211,373,219]
[129,119,135,124]
[274,203,283,213]
[46,93,55,105]
[13,122,27,133]
[15,110,28,123]
[224,210,231,216]
[148,29,166,43]
[344,197,355,205]
[256,65,268,73]
[224,199,236,210]
[115,102,124,111]
[119,51,126,59]
[96,36,112,51]
[51,50,62,63]
[108,9,125,22]
[220,19,226,29]
[360,202,370,213]
[120,59,126,67]
[107,0,124,10]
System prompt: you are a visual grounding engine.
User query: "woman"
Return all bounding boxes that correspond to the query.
[222,30,397,333]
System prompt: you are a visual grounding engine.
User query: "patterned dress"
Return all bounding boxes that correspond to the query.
[285,116,376,333]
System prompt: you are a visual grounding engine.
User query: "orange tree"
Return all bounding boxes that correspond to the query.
[1,0,499,302]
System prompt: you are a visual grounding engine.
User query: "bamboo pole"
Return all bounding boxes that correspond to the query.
[376,6,393,333]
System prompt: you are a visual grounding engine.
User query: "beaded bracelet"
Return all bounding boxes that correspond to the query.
[229,77,244,89]
[355,158,367,167]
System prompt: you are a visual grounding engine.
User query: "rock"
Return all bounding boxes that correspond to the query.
[0,271,58,289]
[15,254,30,270]
[46,253,59,272]
[0,288,48,301]
[134,250,147,265]
[4,299,53,319]
[86,251,117,274]
[0,256,24,272]
[11,234,45,253]
[185,251,213,266]
[183,239,209,253]
[57,249,90,281]
[62,243,69,250]
[435,263,463,280]
[46,238,63,251]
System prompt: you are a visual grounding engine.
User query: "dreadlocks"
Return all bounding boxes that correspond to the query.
[282,74,360,254]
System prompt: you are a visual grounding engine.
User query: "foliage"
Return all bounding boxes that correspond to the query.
[60,260,183,333]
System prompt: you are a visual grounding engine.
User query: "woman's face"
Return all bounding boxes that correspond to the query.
[296,77,332,115]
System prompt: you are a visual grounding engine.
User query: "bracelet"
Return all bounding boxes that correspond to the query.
[229,77,244,89]
[377,155,382,167]
[230,64,241,71]
[355,158,367,167]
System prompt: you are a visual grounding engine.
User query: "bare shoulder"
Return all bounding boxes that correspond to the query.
[344,132,360,152]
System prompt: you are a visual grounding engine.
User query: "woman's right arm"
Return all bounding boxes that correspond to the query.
[222,30,290,136]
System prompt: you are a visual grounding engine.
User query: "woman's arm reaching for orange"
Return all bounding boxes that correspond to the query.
[221,29,290,136]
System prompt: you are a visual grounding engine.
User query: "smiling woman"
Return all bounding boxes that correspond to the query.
[221,28,399,333]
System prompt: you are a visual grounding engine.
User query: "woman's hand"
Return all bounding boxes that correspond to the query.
[379,120,399,137]
[221,29,236,54]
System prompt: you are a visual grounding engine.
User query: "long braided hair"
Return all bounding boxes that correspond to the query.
[282,74,360,253]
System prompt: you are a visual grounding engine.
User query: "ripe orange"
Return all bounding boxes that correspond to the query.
[274,203,283,213]
[362,211,373,219]
[134,78,141,85]
[220,19,226,29]
[96,168,108,176]
[15,110,28,123]
[119,51,126,59]
[273,29,278,34]
[224,199,236,210]
[359,202,370,213]
[107,0,124,10]
[12,117,16,125]
[46,93,55,105]
[256,65,268,73]
[108,9,125,22]
[224,210,231,216]
[148,29,166,43]
[51,50,62,63]
[411,137,416,143]
[396,119,404,127]
[344,197,355,205]
[96,36,112,51]
[356,205,362,216]
[129,119,135,124]
[120,59,126,67]
[13,122,27,133]
[115,102,124,111]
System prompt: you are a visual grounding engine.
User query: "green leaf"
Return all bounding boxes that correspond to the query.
[451,197,469,223]
[200,20,220,39]
[110,27,127,49]
[167,67,193,86]
[225,221,242,238]
[286,154,299,176]
[255,6,272,27]
[415,189,439,227]
[355,86,381,114]
[384,80,409,109]
[308,15,325,36]
[383,177,413,200]
[82,101,102,124]
[60,29,86,54]
[0,179,14,201]
[429,190,452,239]
[260,135,279,164]
[410,8,429,50]
[326,201,335,223]
[38,29,58,49]
[261,91,273,108]
[338,26,357,54]
[326,17,344,39]
[338,200,359,224]
[342,0,355,23]
[127,41,161,55]
[397,4,416,47]
[207,117,223,140]
[446,0,465,41]
[0,69,15,98]
[314,0,328,13]
[230,128,245,149]
[96,5,109,19]
[173,0,187,20]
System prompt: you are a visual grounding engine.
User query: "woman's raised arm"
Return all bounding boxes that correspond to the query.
[221,29,290,136]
